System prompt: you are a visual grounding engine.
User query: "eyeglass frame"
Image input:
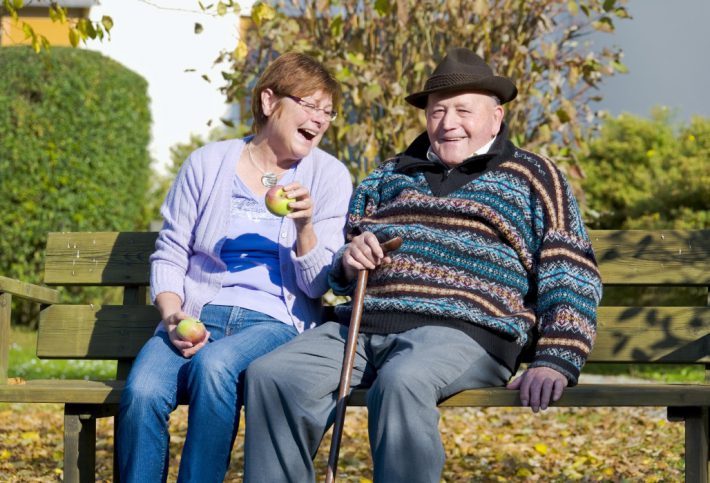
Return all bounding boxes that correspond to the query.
[284,94,338,121]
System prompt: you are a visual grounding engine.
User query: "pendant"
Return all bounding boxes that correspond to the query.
[261,172,278,188]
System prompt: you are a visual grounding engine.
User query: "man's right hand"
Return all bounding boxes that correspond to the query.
[341,232,392,282]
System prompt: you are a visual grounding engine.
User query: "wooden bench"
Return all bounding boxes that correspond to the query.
[0,229,709,482]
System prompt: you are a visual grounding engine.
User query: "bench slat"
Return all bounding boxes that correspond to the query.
[41,230,710,286]
[44,232,157,286]
[592,306,710,363]
[37,305,158,359]
[37,304,710,363]
[0,276,60,304]
[1,380,708,408]
[592,229,710,285]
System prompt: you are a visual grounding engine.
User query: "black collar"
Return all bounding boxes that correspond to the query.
[394,123,514,196]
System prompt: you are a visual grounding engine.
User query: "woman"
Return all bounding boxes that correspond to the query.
[117,52,352,482]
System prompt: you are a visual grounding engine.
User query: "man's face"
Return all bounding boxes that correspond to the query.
[425,91,504,167]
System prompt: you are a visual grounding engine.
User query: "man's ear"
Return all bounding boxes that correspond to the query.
[492,105,505,136]
[261,88,278,117]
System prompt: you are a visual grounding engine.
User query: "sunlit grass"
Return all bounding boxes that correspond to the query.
[9,326,116,380]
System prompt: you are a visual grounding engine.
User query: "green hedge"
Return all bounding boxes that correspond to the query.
[0,46,152,324]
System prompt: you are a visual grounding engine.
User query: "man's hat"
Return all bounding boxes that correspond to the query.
[405,47,518,109]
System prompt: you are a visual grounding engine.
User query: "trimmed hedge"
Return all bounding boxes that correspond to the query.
[0,46,151,323]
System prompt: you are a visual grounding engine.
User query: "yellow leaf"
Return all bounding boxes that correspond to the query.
[359,479,373,483]
[21,431,40,440]
[233,40,247,61]
[533,443,548,455]
[516,468,533,477]
[0,449,11,460]
[252,2,276,27]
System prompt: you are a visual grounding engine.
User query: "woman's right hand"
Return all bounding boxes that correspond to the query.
[163,311,210,358]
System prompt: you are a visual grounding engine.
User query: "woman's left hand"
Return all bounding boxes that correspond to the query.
[282,182,313,229]
[281,182,318,256]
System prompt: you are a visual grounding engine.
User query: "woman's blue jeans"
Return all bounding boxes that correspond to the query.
[116,304,299,483]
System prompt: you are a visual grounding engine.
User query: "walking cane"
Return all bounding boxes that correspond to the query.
[325,236,403,483]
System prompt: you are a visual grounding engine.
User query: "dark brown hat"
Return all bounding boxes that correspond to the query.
[405,47,517,109]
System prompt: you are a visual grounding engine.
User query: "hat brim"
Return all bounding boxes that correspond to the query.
[405,76,517,109]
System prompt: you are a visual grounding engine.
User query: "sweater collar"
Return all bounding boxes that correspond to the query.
[393,123,514,196]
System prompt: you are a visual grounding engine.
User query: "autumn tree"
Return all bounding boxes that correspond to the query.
[212,0,629,181]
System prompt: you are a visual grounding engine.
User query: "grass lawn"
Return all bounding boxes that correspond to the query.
[7,326,116,381]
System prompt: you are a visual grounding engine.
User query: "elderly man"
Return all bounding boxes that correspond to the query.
[243,47,602,483]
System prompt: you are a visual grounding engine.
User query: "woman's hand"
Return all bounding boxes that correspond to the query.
[283,182,317,256]
[156,292,210,358]
[282,182,313,227]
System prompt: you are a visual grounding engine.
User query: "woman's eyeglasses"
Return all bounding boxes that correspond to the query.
[285,95,337,121]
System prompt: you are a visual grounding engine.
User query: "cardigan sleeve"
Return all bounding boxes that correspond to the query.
[290,157,353,298]
[149,151,203,304]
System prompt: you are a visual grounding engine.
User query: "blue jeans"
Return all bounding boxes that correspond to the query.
[117,304,299,483]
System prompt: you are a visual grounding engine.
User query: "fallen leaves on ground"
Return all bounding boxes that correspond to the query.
[0,403,684,482]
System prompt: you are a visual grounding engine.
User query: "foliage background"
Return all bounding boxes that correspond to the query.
[579,109,710,229]
[0,46,151,325]
[218,0,629,182]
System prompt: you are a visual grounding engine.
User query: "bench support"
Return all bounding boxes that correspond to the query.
[64,404,97,483]
[669,406,709,483]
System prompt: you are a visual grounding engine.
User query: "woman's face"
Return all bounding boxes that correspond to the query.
[261,88,334,161]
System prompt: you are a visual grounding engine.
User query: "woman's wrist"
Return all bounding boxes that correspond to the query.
[295,221,317,257]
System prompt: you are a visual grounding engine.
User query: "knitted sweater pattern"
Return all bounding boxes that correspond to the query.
[331,141,602,383]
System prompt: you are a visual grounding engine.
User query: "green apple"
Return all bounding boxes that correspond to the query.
[264,185,293,217]
[176,318,206,344]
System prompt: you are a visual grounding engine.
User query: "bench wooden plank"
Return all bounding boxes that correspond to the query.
[592,306,710,363]
[0,275,60,304]
[44,232,156,286]
[36,305,158,359]
[41,230,710,287]
[2,380,709,408]
[592,230,710,285]
[0,293,10,384]
[35,304,710,363]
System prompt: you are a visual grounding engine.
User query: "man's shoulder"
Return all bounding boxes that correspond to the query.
[503,144,566,181]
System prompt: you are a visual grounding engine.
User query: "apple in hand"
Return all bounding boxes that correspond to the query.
[176,318,206,344]
[264,185,293,217]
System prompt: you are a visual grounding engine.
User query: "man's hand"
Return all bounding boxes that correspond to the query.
[506,366,568,412]
[341,232,392,282]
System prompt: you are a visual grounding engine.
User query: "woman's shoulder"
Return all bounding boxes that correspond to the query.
[307,147,349,176]
[181,138,245,174]
[190,138,245,162]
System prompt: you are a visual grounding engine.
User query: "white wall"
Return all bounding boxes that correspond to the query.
[86,0,246,173]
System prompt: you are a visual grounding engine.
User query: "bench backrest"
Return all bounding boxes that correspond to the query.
[38,230,710,370]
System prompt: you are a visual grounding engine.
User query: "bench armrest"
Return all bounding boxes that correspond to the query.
[0,275,60,305]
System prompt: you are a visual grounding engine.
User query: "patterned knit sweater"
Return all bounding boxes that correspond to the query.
[329,128,602,384]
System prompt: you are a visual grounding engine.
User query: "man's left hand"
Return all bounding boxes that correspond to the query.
[506,366,568,412]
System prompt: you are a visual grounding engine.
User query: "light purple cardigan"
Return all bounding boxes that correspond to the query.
[150,137,353,333]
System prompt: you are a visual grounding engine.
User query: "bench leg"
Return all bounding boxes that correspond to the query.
[684,407,709,483]
[64,405,97,483]
[114,413,121,483]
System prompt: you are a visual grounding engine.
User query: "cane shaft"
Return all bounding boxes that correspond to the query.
[325,237,402,483]
[326,269,368,483]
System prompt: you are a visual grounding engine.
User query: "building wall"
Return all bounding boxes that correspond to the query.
[1,8,89,47]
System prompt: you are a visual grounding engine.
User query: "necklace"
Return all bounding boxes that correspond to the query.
[247,142,279,188]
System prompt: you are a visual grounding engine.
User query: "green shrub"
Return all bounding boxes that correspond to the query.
[0,46,152,325]
[578,109,710,230]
